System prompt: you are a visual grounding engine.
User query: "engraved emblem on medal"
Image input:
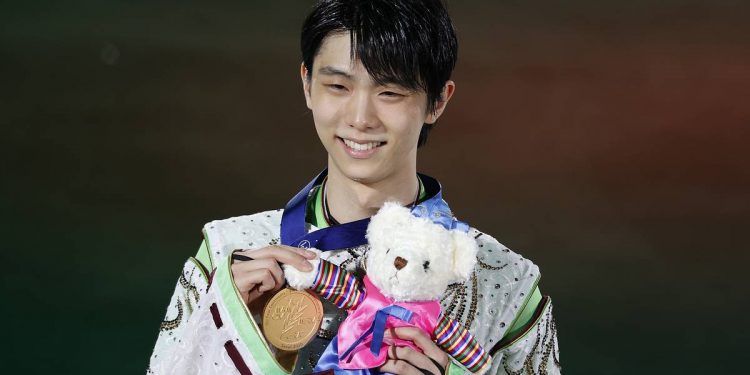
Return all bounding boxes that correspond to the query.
[262,288,323,351]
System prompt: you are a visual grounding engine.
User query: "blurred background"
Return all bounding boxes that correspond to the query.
[1,0,748,373]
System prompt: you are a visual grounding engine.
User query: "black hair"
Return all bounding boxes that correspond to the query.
[301,0,458,147]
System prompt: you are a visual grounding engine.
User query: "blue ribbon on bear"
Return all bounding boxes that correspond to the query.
[410,197,469,233]
[339,305,414,363]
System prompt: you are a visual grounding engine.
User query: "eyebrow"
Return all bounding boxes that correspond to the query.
[318,66,353,79]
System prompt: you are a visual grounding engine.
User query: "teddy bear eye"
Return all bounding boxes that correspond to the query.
[422,260,430,271]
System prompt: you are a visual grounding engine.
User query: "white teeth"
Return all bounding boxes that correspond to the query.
[343,138,382,151]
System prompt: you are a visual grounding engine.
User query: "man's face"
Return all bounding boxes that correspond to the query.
[302,32,453,184]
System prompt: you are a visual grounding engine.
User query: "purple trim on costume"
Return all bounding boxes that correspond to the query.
[210,303,223,328]
[224,340,253,375]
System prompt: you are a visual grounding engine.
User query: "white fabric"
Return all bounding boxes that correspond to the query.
[148,209,561,374]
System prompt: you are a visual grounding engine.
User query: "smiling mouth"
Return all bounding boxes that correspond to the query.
[336,137,388,159]
[338,137,386,151]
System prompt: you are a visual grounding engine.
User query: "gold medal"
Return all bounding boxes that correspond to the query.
[262,288,323,351]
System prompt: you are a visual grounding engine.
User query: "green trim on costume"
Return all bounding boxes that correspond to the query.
[188,257,209,283]
[311,185,325,228]
[447,360,468,375]
[199,230,215,271]
[215,255,293,374]
[504,286,542,340]
[495,296,551,351]
[498,273,541,342]
[194,240,213,273]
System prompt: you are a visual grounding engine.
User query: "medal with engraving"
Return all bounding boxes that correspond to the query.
[262,288,323,351]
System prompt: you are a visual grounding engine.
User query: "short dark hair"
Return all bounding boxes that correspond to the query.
[301,0,458,147]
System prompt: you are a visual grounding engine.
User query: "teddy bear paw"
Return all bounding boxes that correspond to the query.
[283,249,321,290]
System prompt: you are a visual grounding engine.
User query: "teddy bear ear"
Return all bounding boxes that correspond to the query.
[450,231,479,281]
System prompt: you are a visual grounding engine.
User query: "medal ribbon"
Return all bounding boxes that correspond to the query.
[280,169,444,250]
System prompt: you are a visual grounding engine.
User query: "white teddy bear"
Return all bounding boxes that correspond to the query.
[285,201,491,374]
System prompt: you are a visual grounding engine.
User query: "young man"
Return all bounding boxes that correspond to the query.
[148,1,560,374]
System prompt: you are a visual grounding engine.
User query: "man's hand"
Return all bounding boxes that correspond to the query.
[379,327,450,375]
[230,245,316,306]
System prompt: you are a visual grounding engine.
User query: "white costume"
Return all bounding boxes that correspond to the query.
[148,208,560,374]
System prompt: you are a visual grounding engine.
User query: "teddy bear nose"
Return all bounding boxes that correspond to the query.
[394,256,408,270]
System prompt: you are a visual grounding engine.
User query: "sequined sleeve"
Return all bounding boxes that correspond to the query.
[148,243,212,372]
[491,298,561,375]
[310,259,365,310]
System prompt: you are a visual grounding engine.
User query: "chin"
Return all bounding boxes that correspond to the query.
[332,160,386,184]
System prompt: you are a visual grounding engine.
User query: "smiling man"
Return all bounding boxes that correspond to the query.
[148,1,560,374]
[302,31,453,225]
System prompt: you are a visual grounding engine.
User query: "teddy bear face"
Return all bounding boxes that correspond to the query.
[365,203,477,302]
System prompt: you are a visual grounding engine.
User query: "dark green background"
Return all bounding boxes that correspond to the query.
[2,1,748,373]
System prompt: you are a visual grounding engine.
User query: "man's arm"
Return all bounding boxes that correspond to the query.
[486,297,561,375]
[148,241,212,373]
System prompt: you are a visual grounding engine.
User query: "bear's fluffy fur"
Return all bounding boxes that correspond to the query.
[284,202,478,302]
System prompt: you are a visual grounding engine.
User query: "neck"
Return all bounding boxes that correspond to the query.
[325,162,419,224]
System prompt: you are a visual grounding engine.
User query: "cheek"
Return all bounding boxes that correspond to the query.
[310,89,342,127]
[390,105,425,142]
[380,110,424,145]
[312,104,341,139]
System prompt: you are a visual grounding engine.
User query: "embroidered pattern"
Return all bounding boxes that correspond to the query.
[440,270,479,330]
[160,298,183,331]
[477,257,508,271]
[501,306,560,375]
[443,281,466,322]
[179,270,200,314]
[465,271,479,329]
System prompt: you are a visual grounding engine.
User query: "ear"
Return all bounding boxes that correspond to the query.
[425,80,456,124]
[300,62,312,110]
[450,230,478,281]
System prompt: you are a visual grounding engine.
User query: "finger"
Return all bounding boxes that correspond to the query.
[232,258,284,290]
[240,246,314,271]
[379,358,422,375]
[389,327,448,365]
[389,346,441,375]
[281,245,318,259]
[238,245,316,260]
[231,252,254,262]
[235,268,277,294]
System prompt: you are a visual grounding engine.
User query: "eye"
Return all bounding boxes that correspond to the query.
[325,84,347,92]
[386,248,390,254]
[380,91,404,98]
[422,260,430,271]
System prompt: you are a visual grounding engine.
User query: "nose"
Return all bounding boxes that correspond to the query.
[394,256,408,270]
[346,91,377,130]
